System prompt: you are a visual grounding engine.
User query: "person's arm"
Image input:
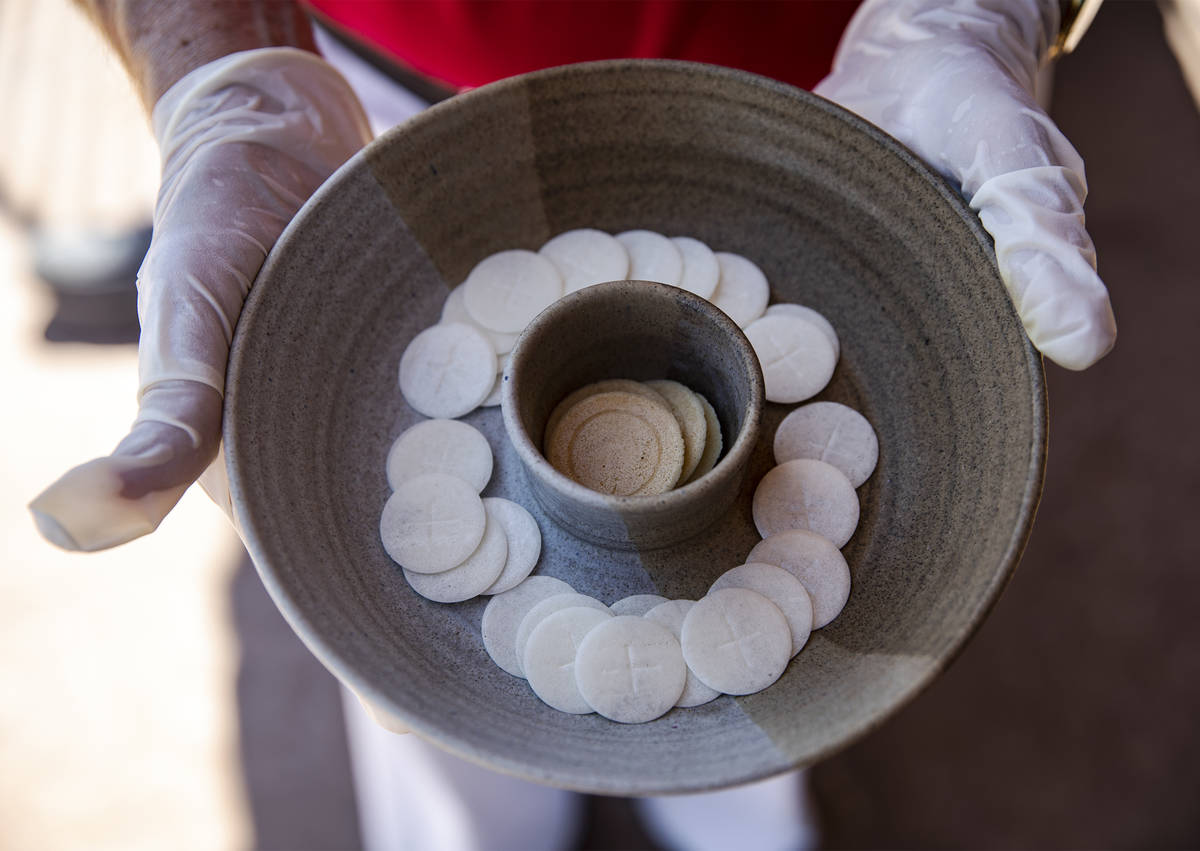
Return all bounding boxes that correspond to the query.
[73,0,317,107]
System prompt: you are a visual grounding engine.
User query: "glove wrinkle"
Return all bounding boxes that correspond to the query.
[817,0,1115,370]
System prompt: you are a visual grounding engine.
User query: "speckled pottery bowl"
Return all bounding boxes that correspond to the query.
[502,279,764,551]
[225,60,1045,795]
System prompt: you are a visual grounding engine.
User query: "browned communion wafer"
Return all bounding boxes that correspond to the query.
[546,391,685,496]
[645,379,708,483]
[543,379,667,447]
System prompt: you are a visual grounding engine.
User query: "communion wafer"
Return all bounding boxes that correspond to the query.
[379,473,486,574]
[643,600,720,708]
[539,228,630,294]
[773,402,878,487]
[385,419,493,493]
[710,252,769,328]
[752,458,860,547]
[523,606,614,714]
[402,500,508,603]
[440,284,519,354]
[514,592,610,674]
[744,313,837,404]
[574,616,687,723]
[480,372,504,408]
[645,379,708,483]
[546,391,685,496]
[543,379,667,448]
[670,236,720,299]
[765,302,840,360]
[462,249,563,334]
[680,587,791,695]
[746,530,851,629]
[609,594,669,617]
[480,498,543,595]
[481,576,574,677]
[710,563,813,657]
[398,322,497,419]
[616,229,683,286]
[683,392,722,484]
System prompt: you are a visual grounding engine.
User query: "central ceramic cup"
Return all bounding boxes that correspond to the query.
[501,280,764,550]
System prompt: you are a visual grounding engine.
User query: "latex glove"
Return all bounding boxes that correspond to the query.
[30,47,372,551]
[815,0,1117,370]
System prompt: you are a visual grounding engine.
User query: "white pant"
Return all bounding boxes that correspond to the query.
[341,688,817,851]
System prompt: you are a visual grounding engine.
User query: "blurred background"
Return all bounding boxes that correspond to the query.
[1,1,1197,849]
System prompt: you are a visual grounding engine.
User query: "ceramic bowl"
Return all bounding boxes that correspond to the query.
[225,60,1045,795]
[502,279,764,550]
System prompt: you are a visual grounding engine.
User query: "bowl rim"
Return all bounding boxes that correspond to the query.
[499,278,765,508]
[225,58,1048,793]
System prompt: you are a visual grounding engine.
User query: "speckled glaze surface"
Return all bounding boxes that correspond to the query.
[502,280,763,550]
[225,61,1046,795]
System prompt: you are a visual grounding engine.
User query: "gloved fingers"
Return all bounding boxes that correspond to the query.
[972,166,1116,369]
[198,441,236,528]
[29,380,222,552]
[31,49,373,552]
[814,0,1116,369]
[135,139,329,395]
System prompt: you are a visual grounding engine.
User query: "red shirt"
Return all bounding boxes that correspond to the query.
[305,1,859,92]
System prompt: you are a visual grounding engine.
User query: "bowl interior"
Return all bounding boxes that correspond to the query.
[226,60,1045,795]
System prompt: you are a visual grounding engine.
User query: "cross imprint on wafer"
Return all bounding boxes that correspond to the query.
[558,633,587,672]
[819,422,847,465]
[417,504,471,543]
[425,340,470,394]
[717,612,763,668]
[600,642,663,695]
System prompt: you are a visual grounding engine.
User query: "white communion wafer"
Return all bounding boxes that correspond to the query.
[765,302,840,360]
[546,390,685,496]
[440,284,520,354]
[543,379,667,448]
[609,594,669,617]
[670,236,720,299]
[523,606,614,714]
[399,322,498,419]
[680,587,792,695]
[616,229,683,285]
[385,419,493,492]
[709,563,814,657]
[752,458,860,548]
[773,401,879,488]
[379,473,486,574]
[683,392,722,484]
[746,530,851,629]
[643,600,721,707]
[480,372,504,407]
[744,314,837,404]
[574,616,687,723]
[402,499,508,603]
[710,252,770,328]
[539,228,630,294]
[644,379,708,483]
[480,498,543,595]
[462,249,564,334]
[481,575,574,677]
[515,592,610,675]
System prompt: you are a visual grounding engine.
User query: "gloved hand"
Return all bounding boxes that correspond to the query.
[30,47,372,551]
[815,0,1117,370]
